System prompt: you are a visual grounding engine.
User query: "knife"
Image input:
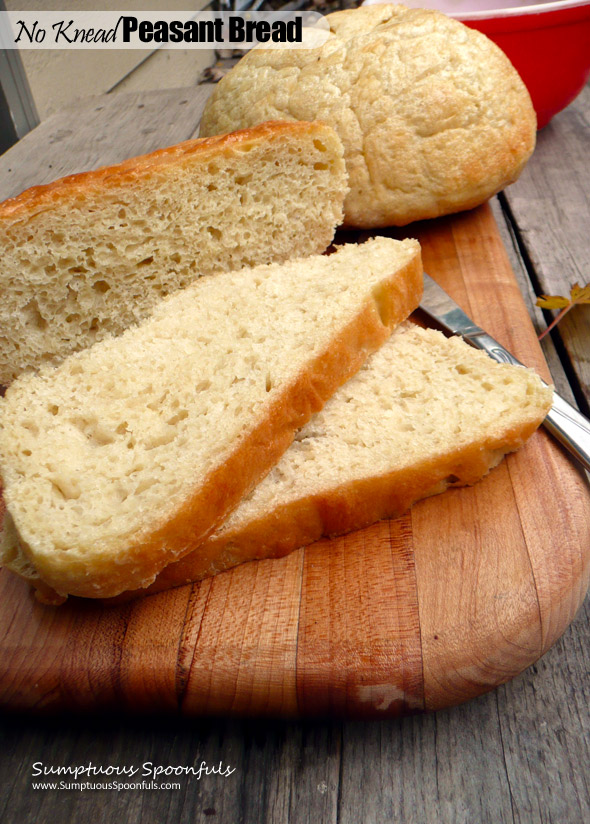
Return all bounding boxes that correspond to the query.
[420,272,590,473]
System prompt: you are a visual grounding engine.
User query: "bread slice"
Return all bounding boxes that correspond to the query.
[128,323,553,599]
[0,237,423,601]
[0,120,348,385]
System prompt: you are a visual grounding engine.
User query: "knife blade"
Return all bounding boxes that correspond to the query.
[419,272,590,472]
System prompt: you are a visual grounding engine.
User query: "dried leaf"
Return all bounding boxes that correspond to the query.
[536,294,571,310]
[536,281,590,340]
[570,283,590,304]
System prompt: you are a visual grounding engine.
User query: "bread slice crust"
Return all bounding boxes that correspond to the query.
[0,121,335,220]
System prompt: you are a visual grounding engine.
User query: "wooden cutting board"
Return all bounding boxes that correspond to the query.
[1,203,589,718]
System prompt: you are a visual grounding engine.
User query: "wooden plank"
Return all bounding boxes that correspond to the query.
[338,706,518,824]
[496,599,590,824]
[490,196,576,404]
[0,85,213,202]
[502,83,590,410]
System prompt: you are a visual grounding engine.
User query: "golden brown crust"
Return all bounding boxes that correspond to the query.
[12,247,423,601]
[200,5,537,228]
[113,412,545,603]
[0,120,332,222]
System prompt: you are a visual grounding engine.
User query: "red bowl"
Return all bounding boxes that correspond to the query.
[457,1,590,128]
[362,0,590,128]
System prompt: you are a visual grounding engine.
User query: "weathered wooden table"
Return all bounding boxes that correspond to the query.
[0,83,589,823]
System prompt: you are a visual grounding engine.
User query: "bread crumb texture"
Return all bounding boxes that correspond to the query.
[0,121,347,384]
[0,237,422,599]
[200,4,537,228]
[140,323,552,597]
[228,324,552,522]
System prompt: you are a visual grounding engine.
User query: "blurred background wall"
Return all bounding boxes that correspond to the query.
[1,0,215,149]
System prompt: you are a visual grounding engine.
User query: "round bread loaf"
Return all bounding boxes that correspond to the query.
[200,4,537,228]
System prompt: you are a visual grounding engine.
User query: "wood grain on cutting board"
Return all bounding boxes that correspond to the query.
[1,201,588,717]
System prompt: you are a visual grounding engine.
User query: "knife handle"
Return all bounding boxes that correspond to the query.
[470,332,590,473]
[542,393,590,473]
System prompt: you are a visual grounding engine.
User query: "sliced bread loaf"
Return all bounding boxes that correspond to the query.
[0,120,347,385]
[0,237,422,601]
[131,323,553,598]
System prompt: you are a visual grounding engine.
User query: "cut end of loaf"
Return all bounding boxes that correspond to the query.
[0,120,348,385]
